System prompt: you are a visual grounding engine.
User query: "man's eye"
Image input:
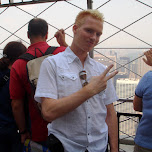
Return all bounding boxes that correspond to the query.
[96,33,101,37]
[86,29,93,33]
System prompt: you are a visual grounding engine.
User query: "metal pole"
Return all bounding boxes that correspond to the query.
[87,0,93,9]
[87,0,94,58]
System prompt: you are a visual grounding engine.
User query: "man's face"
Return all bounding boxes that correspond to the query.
[73,16,103,53]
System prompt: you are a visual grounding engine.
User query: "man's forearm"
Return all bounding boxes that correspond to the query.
[106,104,118,152]
[11,99,26,132]
[41,85,95,122]
[40,64,118,122]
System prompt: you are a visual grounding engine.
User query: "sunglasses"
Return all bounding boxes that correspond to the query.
[79,70,88,87]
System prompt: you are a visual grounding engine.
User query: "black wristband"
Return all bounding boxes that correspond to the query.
[19,129,27,134]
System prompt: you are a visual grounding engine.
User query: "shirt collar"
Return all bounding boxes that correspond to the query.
[85,54,94,66]
[28,41,48,50]
[64,47,78,63]
[64,47,94,66]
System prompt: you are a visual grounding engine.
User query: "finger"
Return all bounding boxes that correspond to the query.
[148,49,152,56]
[58,29,64,34]
[144,51,148,56]
[54,33,57,37]
[60,29,65,34]
[144,49,152,56]
[146,50,151,56]
[106,70,118,81]
[144,52,152,61]
[102,64,114,77]
[54,32,59,37]
[143,58,147,64]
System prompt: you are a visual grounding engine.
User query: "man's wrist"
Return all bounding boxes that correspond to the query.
[19,129,28,134]
[82,84,95,98]
[61,41,68,47]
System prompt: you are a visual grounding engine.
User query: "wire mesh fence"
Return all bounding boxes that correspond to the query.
[0,0,152,151]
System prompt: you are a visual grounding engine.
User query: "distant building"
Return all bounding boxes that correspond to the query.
[94,53,117,69]
[129,61,138,79]
[114,73,128,88]
[116,78,139,100]
[94,53,117,86]
[117,57,130,77]
[115,78,140,139]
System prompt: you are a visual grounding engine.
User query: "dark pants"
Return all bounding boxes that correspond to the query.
[0,129,23,152]
[37,140,48,147]
[46,134,64,152]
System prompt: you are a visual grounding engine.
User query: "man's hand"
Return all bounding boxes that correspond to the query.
[54,29,68,47]
[21,131,31,144]
[143,48,152,66]
[87,64,118,95]
[40,64,118,122]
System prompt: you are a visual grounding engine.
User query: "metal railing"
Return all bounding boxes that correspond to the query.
[115,99,142,152]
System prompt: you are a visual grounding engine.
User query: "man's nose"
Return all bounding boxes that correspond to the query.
[90,33,96,41]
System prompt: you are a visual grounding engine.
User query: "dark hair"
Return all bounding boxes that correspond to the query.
[0,41,27,70]
[28,18,48,38]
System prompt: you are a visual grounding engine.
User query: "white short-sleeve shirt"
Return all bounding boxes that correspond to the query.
[35,47,118,152]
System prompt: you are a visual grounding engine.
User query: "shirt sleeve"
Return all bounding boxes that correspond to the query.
[34,57,58,103]
[9,61,26,100]
[104,78,119,105]
[135,72,149,98]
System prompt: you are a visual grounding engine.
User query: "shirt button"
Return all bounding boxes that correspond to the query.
[88,133,89,135]
[88,116,90,119]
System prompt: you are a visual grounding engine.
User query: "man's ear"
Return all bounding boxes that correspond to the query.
[73,24,78,34]
[45,32,48,40]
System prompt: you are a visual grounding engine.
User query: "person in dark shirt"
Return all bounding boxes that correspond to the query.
[0,41,27,152]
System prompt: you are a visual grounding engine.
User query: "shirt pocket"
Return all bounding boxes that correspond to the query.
[59,73,77,81]
[58,73,79,97]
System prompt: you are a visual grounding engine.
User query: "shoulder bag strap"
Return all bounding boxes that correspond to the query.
[45,46,58,55]
[0,71,10,88]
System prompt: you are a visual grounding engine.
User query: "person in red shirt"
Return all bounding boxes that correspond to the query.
[9,18,66,146]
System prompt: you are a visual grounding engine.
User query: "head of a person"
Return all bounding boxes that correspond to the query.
[0,41,27,70]
[72,9,104,52]
[27,18,48,41]
[75,9,104,27]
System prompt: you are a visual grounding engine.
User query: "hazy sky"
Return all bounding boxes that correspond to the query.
[0,0,152,57]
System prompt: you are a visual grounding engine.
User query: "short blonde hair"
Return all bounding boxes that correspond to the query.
[75,9,104,27]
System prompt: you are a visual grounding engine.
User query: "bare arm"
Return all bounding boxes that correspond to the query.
[133,95,142,112]
[41,64,118,122]
[54,29,68,47]
[143,48,152,66]
[11,99,31,143]
[106,103,118,152]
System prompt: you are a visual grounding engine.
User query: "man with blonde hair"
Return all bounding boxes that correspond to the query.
[35,9,118,152]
